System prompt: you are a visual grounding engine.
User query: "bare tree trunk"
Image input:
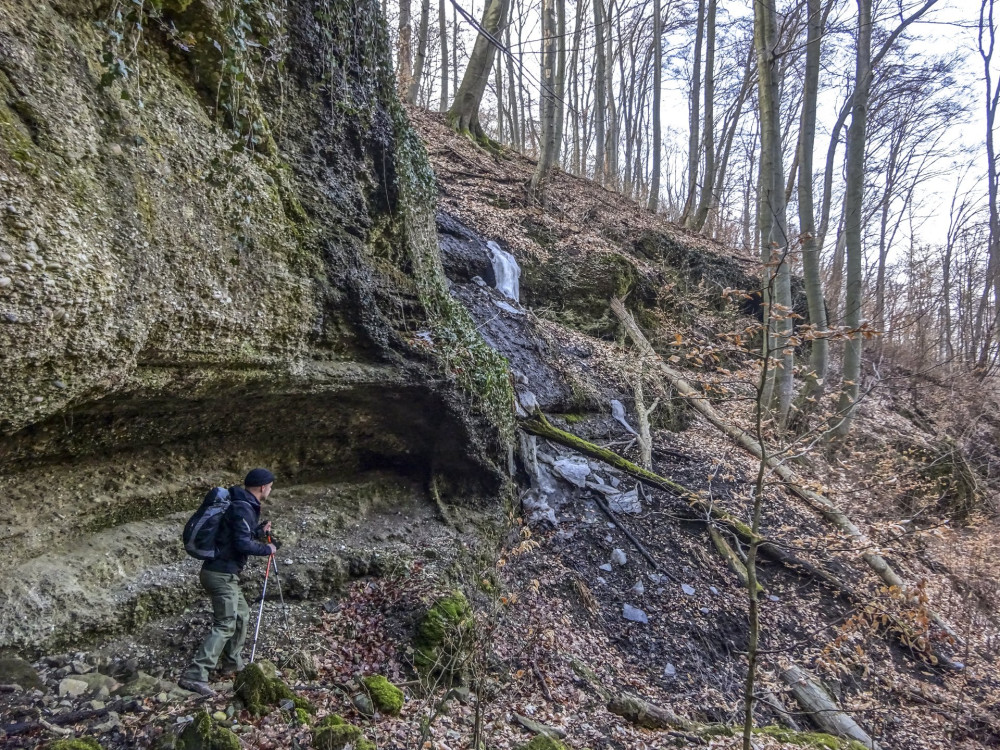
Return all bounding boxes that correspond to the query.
[439,0,449,111]
[833,0,872,439]
[495,39,504,142]
[594,0,607,183]
[979,0,1000,369]
[447,0,511,139]
[681,0,706,223]
[407,0,431,104]
[647,0,662,211]
[796,0,829,407]
[569,0,586,174]
[554,0,567,156]
[690,0,716,229]
[605,1,619,187]
[530,0,560,201]
[755,0,792,424]
[504,21,521,149]
[397,0,413,99]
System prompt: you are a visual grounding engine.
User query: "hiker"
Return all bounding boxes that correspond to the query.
[178,468,277,697]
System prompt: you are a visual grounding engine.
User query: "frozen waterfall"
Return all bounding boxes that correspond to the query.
[487,240,520,303]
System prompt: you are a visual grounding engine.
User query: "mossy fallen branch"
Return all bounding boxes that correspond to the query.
[609,691,871,749]
[782,665,882,750]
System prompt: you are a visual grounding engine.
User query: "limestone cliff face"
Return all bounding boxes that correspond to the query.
[0,0,509,650]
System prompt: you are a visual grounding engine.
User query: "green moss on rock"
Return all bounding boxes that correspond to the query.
[753,726,868,750]
[312,715,376,750]
[360,674,404,715]
[171,711,240,750]
[414,590,474,679]
[48,740,104,750]
[517,736,568,750]
[233,663,314,717]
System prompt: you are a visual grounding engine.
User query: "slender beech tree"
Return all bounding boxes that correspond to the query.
[979,0,1000,367]
[531,0,560,201]
[648,0,662,211]
[447,0,512,139]
[554,0,567,157]
[690,0,717,230]
[833,0,873,438]
[754,0,793,425]
[594,0,608,182]
[407,0,431,104]
[681,0,706,223]
[397,0,413,98]
[439,0,449,111]
[796,0,829,407]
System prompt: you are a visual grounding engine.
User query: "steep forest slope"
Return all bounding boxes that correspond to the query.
[2,1,1000,749]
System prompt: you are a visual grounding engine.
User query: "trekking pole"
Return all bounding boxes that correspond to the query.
[266,536,292,637]
[249,551,273,664]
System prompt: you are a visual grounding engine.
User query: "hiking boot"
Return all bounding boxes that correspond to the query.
[217,666,239,678]
[178,678,218,697]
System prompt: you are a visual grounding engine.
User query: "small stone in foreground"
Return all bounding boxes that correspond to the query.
[623,604,649,623]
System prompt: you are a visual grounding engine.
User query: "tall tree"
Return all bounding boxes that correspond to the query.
[681,0,706,223]
[594,0,608,182]
[407,0,431,104]
[397,0,414,99]
[531,0,561,201]
[690,0,717,229]
[647,0,662,211]
[979,0,1000,367]
[754,0,793,425]
[833,0,873,438]
[447,0,512,139]
[439,0,449,111]
[795,0,829,407]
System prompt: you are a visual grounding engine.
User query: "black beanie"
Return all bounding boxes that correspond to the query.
[244,468,275,487]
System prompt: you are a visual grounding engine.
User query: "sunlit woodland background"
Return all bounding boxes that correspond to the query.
[388,0,998,414]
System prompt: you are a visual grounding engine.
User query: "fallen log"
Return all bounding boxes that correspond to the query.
[781,665,882,750]
[607,692,701,732]
[610,297,962,645]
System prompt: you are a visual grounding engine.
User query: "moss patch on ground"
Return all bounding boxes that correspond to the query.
[517,736,568,750]
[360,674,404,715]
[312,715,376,750]
[233,663,314,717]
[49,740,104,750]
[413,590,474,679]
[163,710,241,750]
[754,726,869,750]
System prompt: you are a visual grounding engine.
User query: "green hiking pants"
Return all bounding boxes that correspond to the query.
[181,568,250,682]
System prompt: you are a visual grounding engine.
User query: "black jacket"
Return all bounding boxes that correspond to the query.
[203,486,272,574]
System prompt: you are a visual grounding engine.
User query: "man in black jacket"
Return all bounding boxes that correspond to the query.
[178,468,277,697]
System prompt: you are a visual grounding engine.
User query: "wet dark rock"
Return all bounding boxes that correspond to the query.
[437,212,497,287]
